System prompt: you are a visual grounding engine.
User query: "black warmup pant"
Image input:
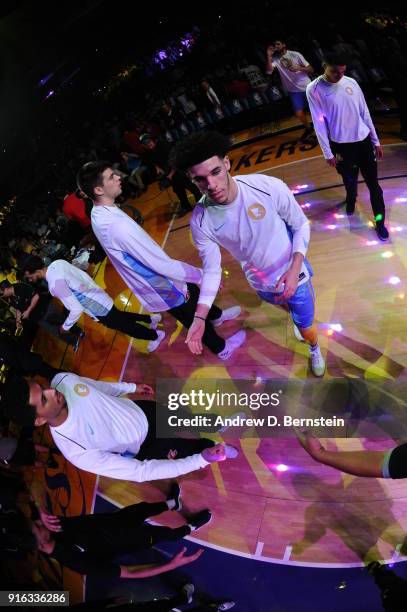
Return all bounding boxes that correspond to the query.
[167,283,225,354]
[171,171,202,211]
[136,400,215,461]
[331,136,386,222]
[98,305,157,340]
[118,501,190,545]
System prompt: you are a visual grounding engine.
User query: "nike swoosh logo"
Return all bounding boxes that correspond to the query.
[214,223,226,231]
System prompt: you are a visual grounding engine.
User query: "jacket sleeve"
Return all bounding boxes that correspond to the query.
[306,83,333,159]
[115,219,202,285]
[190,214,222,309]
[356,81,380,145]
[78,377,137,396]
[272,179,311,256]
[50,279,84,330]
[63,447,209,482]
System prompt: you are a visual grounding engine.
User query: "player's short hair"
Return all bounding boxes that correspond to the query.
[170,131,231,172]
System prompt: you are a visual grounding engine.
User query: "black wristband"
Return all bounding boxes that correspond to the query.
[194,315,206,321]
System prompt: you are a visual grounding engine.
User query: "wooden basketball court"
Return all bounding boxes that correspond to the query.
[33,119,407,601]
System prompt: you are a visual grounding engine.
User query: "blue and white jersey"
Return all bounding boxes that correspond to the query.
[46,260,113,330]
[91,204,202,312]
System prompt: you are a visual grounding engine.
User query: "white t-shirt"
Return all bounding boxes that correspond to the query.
[50,373,208,482]
[46,260,113,330]
[190,174,310,308]
[306,75,380,159]
[91,204,202,312]
[270,50,311,92]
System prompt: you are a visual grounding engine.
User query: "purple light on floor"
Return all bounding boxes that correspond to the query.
[334,213,345,219]
[330,323,343,332]
[395,197,407,203]
[389,276,401,285]
[301,202,311,209]
[326,224,336,230]
[365,240,378,246]
[295,184,309,189]
[276,464,289,472]
[45,90,55,100]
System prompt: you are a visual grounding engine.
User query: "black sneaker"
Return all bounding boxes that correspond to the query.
[298,128,314,143]
[167,482,182,511]
[46,456,59,470]
[188,509,212,531]
[376,222,389,241]
[345,201,355,216]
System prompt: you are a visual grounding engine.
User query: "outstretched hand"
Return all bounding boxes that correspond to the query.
[136,384,154,396]
[39,510,62,532]
[170,547,204,568]
[186,318,205,355]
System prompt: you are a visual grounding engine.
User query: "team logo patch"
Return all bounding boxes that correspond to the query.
[248,203,266,220]
[345,87,353,95]
[74,383,90,397]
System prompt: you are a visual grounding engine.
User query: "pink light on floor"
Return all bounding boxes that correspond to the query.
[365,240,378,246]
[388,276,401,285]
[326,224,336,230]
[275,464,289,472]
[334,213,345,219]
[301,202,311,209]
[395,197,407,203]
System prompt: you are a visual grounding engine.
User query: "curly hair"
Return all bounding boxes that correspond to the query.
[170,131,231,172]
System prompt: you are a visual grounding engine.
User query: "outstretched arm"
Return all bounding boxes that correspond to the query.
[120,547,203,579]
[296,430,387,477]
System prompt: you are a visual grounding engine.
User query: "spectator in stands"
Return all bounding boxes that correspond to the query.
[266,38,314,142]
[140,134,202,216]
[200,79,223,110]
[0,331,60,380]
[238,59,268,92]
[62,189,91,231]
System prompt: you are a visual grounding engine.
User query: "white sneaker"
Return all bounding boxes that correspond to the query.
[218,330,246,360]
[212,306,241,327]
[310,345,326,377]
[293,324,305,342]
[147,330,165,352]
[150,314,162,330]
[181,583,195,605]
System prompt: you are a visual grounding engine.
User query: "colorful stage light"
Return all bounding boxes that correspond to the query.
[389,276,401,285]
[330,323,343,332]
[334,213,345,219]
[275,464,289,472]
[326,224,336,230]
[395,197,407,203]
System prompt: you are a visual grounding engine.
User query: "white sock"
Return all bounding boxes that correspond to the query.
[166,499,176,510]
[187,523,195,531]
